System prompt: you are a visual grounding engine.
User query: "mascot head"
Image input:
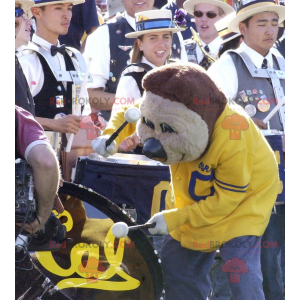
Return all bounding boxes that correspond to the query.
[137,62,227,165]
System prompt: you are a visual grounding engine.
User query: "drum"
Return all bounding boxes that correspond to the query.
[15,253,69,299]
[74,153,171,225]
[26,182,164,300]
[262,129,285,204]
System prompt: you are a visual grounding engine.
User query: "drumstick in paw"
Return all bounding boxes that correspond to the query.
[105,107,141,148]
[112,222,156,238]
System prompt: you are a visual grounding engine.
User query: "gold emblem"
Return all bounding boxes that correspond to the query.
[257,99,270,112]
[111,77,116,82]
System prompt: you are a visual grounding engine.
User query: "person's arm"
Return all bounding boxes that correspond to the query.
[25,144,60,233]
[84,25,115,110]
[17,51,44,98]
[88,87,116,110]
[36,115,81,134]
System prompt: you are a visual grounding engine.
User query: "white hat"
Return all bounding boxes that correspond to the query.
[16,0,35,18]
[104,0,124,20]
[183,0,235,16]
[125,10,186,39]
[16,0,35,11]
[228,0,285,33]
[214,13,241,44]
[33,0,85,7]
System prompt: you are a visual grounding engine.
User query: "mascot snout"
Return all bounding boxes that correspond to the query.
[143,138,167,162]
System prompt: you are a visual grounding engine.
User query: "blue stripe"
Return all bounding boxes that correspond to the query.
[136,19,175,32]
[34,0,69,4]
[216,182,247,193]
[215,178,249,189]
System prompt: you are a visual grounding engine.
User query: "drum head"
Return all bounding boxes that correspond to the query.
[27,182,164,300]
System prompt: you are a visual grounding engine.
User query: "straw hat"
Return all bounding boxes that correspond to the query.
[125,10,186,39]
[104,0,124,20]
[214,12,241,44]
[33,0,85,7]
[16,0,35,11]
[228,0,285,33]
[183,0,235,16]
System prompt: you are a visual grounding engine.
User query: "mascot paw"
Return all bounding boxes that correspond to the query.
[147,212,168,235]
[92,135,117,158]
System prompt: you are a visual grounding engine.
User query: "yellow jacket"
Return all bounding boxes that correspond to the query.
[163,105,280,251]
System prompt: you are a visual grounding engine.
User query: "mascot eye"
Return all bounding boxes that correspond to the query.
[160,123,176,133]
[142,117,155,129]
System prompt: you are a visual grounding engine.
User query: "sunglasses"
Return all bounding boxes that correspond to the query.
[193,11,218,19]
[15,7,25,17]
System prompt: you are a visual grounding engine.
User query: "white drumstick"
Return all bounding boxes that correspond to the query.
[263,97,285,124]
[112,222,156,238]
[65,58,92,153]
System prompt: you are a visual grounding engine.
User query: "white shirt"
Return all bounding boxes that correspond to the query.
[17,34,90,115]
[83,11,188,90]
[113,57,157,114]
[208,41,280,101]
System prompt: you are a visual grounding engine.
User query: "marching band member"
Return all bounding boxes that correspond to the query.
[83,0,188,122]
[208,1,285,298]
[183,0,234,69]
[17,0,92,134]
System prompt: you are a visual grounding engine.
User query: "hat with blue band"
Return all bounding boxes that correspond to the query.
[125,10,186,39]
[33,0,85,7]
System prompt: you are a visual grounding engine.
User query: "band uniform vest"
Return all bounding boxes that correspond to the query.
[15,56,35,116]
[33,52,75,119]
[228,51,285,131]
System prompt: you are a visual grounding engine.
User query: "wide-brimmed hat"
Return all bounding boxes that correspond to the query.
[228,0,285,33]
[16,0,35,11]
[33,0,85,7]
[16,0,35,18]
[104,0,124,20]
[214,12,241,44]
[125,10,186,39]
[183,0,235,16]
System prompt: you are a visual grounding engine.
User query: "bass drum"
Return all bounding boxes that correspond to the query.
[28,182,165,300]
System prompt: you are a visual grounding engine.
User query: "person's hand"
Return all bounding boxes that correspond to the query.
[53,114,81,134]
[92,135,117,157]
[147,212,168,235]
[118,132,140,152]
[252,117,267,130]
[17,213,49,234]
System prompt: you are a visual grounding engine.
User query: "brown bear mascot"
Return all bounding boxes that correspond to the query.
[93,62,281,300]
